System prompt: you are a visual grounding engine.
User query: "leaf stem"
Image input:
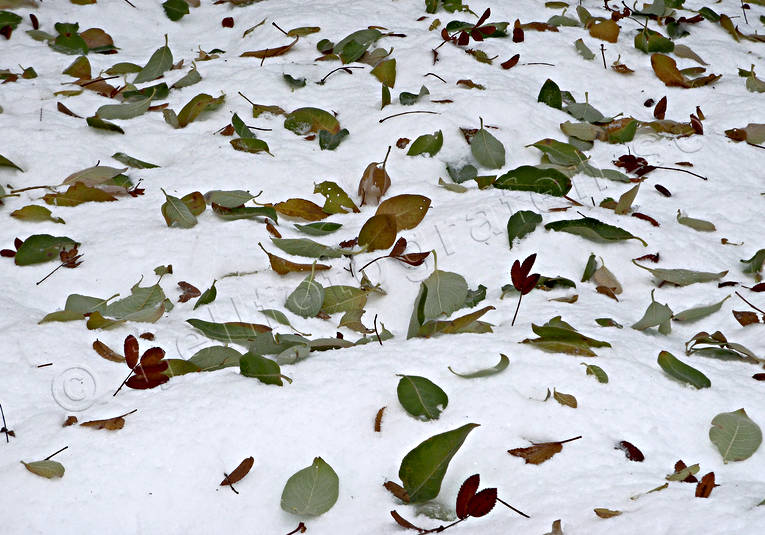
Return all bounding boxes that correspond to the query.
[382,145,392,167]
[284,522,306,535]
[424,72,447,83]
[9,185,54,194]
[45,446,68,460]
[374,313,383,345]
[238,91,257,107]
[558,435,583,444]
[496,497,531,518]
[221,472,240,494]
[654,165,707,180]
[272,22,288,36]
[378,110,439,124]
[511,294,523,326]
[0,402,9,443]
[318,66,364,85]
[736,291,765,315]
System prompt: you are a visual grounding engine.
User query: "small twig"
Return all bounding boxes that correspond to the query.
[78,76,119,88]
[272,22,289,36]
[424,72,447,83]
[318,65,364,85]
[373,314,383,345]
[736,291,765,315]
[113,366,136,397]
[747,142,765,150]
[245,124,273,131]
[557,435,583,444]
[511,294,523,326]
[36,258,73,286]
[122,0,137,7]
[39,107,43,122]
[45,446,68,460]
[221,473,240,494]
[10,185,54,194]
[742,0,749,24]
[522,62,555,66]
[0,403,9,443]
[37,363,53,368]
[600,44,607,69]
[284,522,307,535]
[238,91,257,107]
[379,110,439,124]
[497,498,531,518]
[563,195,583,206]
[653,165,708,180]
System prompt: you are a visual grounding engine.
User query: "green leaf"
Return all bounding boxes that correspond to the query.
[287,26,321,37]
[674,296,730,322]
[538,78,563,109]
[314,181,359,214]
[176,93,225,128]
[400,85,430,105]
[449,354,509,378]
[565,102,607,123]
[96,90,153,120]
[495,166,571,196]
[507,210,542,248]
[163,0,189,21]
[187,319,270,344]
[335,28,382,63]
[294,222,342,236]
[283,73,306,90]
[615,184,640,214]
[399,423,479,503]
[50,23,88,55]
[408,130,443,157]
[281,457,339,516]
[397,375,449,420]
[422,269,468,319]
[530,138,588,166]
[635,28,674,53]
[321,285,367,314]
[86,116,125,134]
[134,39,173,84]
[319,128,349,151]
[240,351,290,386]
[22,460,65,479]
[581,363,608,383]
[0,10,21,29]
[358,214,397,252]
[284,107,340,135]
[709,409,762,463]
[381,83,391,109]
[632,260,728,286]
[632,290,673,333]
[595,317,622,328]
[270,238,343,258]
[545,217,647,245]
[11,205,65,224]
[371,58,396,87]
[101,282,168,322]
[231,138,271,154]
[666,463,700,481]
[657,351,710,388]
[574,38,595,59]
[14,234,77,266]
[0,153,23,171]
[677,210,716,232]
[205,189,255,208]
[105,62,142,75]
[194,280,217,310]
[582,253,597,282]
[161,189,197,228]
[741,249,765,276]
[189,346,242,371]
[111,152,159,169]
[286,275,325,318]
[172,68,202,89]
[471,125,505,169]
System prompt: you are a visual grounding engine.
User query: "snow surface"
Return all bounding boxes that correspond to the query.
[1,0,764,533]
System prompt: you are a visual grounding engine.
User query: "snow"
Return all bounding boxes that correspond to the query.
[1,0,764,533]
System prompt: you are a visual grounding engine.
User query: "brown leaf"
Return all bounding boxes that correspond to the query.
[140,347,166,367]
[358,159,391,206]
[695,472,716,498]
[396,137,410,149]
[611,61,634,74]
[222,17,234,28]
[259,243,331,275]
[501,54,520,69]
[467,487,497,518]
[375,194,431,230]
[220,456,254,486]
[553,389,578,408]
[124,335,139,368]
[274,199,328,221]
[544,519,564,535]
[240,37,299,59]
[390,510,422,531]
[750,283,765,292]
[654,184,671,197]
[634,253,660,263]
[80,409,135,431]
[383,481,410,503]
[374,406,385,432]
[178,281,201,302]
[752,373,765,381]
[126,366,169,390]
[92,340,125,363]
[616,440,644,462]
[63,416,78,427]
[521,22,559,32]
[456,474,480,519]
[733,310,761,326]
[650,53,721,88]
[589,20,620,42]
[509,442,563,464]
[594,508,622,518]
[358,214,397,252]
[653,96,667,120]
[512,19,524,42]
[57,102,82,118]
[265,221,281,238]
[139,332,155,341]
[596,285,619,301]
[632,212,660,227]
[80,28,114,51]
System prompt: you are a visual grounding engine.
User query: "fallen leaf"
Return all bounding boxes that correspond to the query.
[508,436,581,464]
[221,456,254,486]
[178,281,201,302]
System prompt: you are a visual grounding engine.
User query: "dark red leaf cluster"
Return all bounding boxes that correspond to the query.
[441,9,496,47]
[456,474,497,519]
[614,155,656,176]
[511,254,540,295]
[123,335,169,390]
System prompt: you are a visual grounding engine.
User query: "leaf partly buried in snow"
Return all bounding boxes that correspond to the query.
[399,423,479,503]
[285,275,325,318]
[470,125,505,169]
[632,260,727,286]
[507,210,543,249]
[545,217,647,246]
[494,166,571,196]
[187,319,271,344]
[449,354,510,379]
[14,234,78,266]
[407,130,443,157]
[284,107,339,135]
[709,409,762,463]
[673,296,729,322]
[281,457,339,516]
[240,351,291,386]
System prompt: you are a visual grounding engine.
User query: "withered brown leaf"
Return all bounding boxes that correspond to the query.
[733,310,761,326]
[63,416,78,427]
[508,436,581,464]
[616,440,645,462]
[374,406,385,432]
[695,472,716,498]
[258,243,330,275]
[358,147,392,206]
[383,481,410,503]
[92,340,125,363]
[178,281,201,302]
[221,456,254,486]
[80,409,136,431]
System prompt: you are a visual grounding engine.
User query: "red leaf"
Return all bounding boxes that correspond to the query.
[390,510,423,531]
[634,253,660,263]
[221,456,254,486]
[654,184,672,197]
[470,28,483,42]
[512,19,524,42]
[389,237,407,258]
[0,249,16,258]
[140,347,165,367]
[456,474,480,519]
[124,335,139,369]
[14,237,23,250]
[475,8,491,28]
[750,283,765,292]
[178,281,201,303]
[457,31,469,46]
[479,25,496,36]
[695,472,716,498]
[126,373,169,390]
[519,253,537,279]
[616,440,645,462]
[511,259,523,290]
[222,17,234,28]
[501,54,520,69]
[440,28,450,41]
[653,96,667,120]
[632,212,660,226]
[396,251,430,266]
[752,373,765,381]
[521,273,540,295]
[467,487,497,518]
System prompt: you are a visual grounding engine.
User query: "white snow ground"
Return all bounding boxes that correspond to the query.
[1,0,764,533]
